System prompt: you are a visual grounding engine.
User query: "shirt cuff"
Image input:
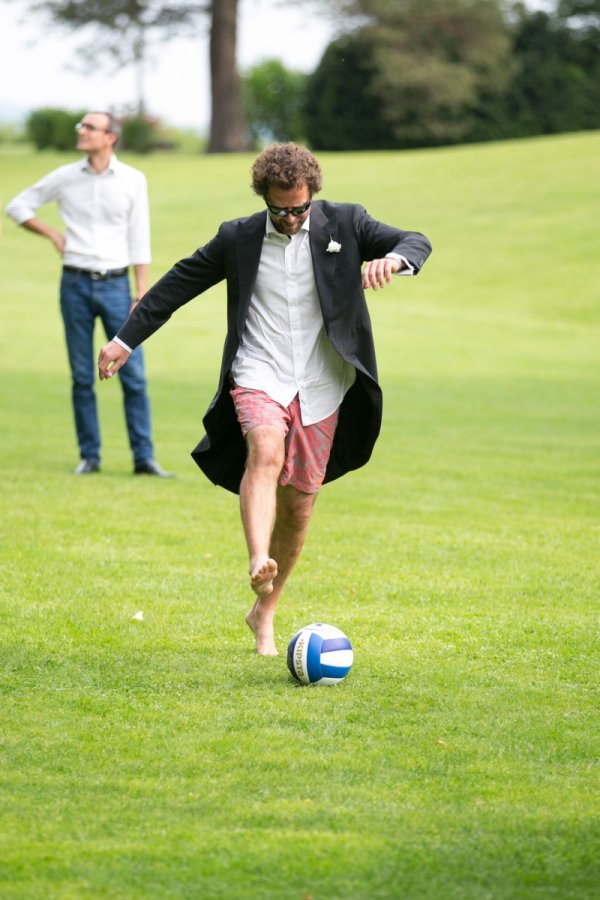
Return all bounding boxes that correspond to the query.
[385,253,414,275]
[113,335,133,354]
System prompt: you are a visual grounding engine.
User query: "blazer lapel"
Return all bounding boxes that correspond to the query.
[309,202,339,320]
[235,212,267,336]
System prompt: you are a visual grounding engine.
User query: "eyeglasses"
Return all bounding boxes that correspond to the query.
[75,122,109,133]
[265,200,312,218]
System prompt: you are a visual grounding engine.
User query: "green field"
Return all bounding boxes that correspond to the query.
[1,132,599,899]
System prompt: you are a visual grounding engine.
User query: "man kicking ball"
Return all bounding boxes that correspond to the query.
[97,143,432,655]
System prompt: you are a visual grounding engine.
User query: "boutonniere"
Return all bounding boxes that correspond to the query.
[326,237,342,253]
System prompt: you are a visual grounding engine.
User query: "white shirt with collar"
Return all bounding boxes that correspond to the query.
[5,154,151,270]
[231,213,357,426]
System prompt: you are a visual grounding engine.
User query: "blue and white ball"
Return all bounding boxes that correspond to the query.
[287,623,353,685]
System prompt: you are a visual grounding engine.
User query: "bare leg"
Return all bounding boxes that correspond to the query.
[245,485,317,655]
[239,426,284,650]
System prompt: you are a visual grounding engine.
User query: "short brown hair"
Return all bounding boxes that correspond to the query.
[88,111,122,143]
[251,143,323,198]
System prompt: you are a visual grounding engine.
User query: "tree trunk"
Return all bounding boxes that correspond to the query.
[207,0,249,152]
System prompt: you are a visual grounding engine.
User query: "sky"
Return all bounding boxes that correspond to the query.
[0,0,335,131]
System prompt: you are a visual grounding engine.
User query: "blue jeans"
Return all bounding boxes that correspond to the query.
[60,269,154,465]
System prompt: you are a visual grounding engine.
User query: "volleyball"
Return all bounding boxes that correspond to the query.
[287,623,353,685]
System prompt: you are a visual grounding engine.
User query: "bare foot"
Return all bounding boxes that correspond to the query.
[245,602,278,656]
[250,557,278,596]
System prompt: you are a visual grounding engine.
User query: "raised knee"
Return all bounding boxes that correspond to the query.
[246,427,285,473]
[247,449,283,477]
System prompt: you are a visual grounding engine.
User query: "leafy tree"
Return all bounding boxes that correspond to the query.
[26,107,85,150]
[557,0,600,32]
[369,0,513,146]
[304,33,397,150]
[306,0,512,149]
[242,59,308,147]
[121,114,159,153]
[467,4,600,141]
[8,0,249,152]
[22,0,207,114]
[556,0,600,95]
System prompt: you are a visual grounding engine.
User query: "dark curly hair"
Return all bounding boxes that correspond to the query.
[251,143,323,198]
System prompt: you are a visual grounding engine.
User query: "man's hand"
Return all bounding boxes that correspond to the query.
[22,218,65,255]
[362,257,401,291]
[50,230,66,255]
[98,340,130,381]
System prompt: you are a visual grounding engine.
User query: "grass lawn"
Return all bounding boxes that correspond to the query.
[0,132,599,899]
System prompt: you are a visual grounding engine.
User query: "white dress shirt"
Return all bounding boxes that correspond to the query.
[231,214,356,426]
[5,154,151,270]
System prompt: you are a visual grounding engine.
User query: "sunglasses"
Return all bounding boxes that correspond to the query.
[265,200,312,218]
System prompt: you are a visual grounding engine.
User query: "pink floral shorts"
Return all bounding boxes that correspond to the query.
[230,386,339,494]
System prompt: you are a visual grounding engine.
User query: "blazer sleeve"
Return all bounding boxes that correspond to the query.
[117,231,226,349]
[354,205,432,273]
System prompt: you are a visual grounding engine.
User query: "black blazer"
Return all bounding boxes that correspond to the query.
[117,200,432,493]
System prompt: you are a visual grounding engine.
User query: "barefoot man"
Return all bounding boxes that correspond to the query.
[98,143,432,655]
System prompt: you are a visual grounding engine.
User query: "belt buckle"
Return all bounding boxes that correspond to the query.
[90,270,106,280]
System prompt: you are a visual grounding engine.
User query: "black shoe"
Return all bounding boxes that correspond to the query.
[134,459,174,477]
[73,459,100,474]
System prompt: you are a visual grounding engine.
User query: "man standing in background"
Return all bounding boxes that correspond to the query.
[5,111,172,477]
